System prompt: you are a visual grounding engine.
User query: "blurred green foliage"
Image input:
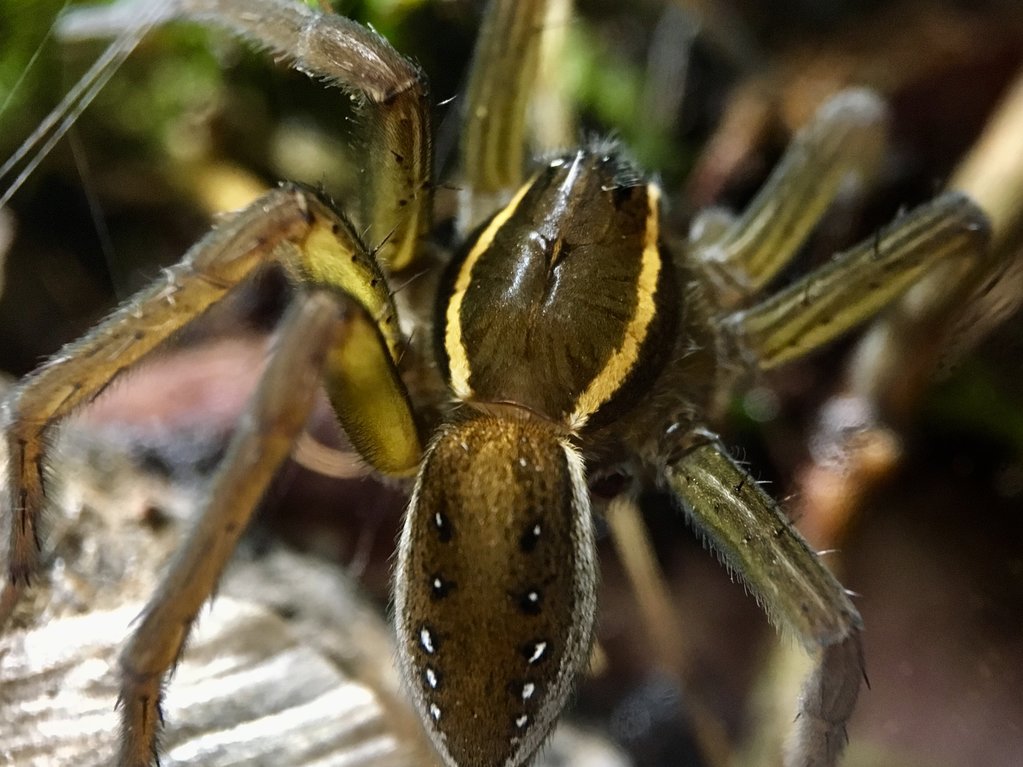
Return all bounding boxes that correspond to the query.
[0,0,679,189]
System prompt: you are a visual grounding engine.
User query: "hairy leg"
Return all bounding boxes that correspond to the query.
[663,435,862,767]
[691,89,887,308]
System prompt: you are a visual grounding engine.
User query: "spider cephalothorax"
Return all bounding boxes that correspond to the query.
[0,2,990,767]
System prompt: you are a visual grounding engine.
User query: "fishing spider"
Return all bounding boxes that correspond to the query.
[1,1,990,766]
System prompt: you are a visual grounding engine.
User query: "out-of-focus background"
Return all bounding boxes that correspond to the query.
[1,2,1021,766]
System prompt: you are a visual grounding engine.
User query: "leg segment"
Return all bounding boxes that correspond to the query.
[320,303,421,476]
[4,190,290,587]
[2,185,414,593]
[60,0,432,272]
[691,89,887,309]
[724,191,990,369]
[662,435,862,767]
[459,0,573,230]
[117,291,337,767]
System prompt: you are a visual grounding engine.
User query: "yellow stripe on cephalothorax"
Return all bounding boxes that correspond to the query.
[568,184,663,431]
[444,180,535,399]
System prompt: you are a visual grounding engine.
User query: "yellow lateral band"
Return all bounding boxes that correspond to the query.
[444,181,535,399]
[569,185,663,430]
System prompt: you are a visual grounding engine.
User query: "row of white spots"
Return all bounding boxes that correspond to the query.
[511,681,537,735]
[418,624,441,724]
[509,640,546,738]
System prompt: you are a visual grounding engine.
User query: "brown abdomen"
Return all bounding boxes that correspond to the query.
[394,415,597,767]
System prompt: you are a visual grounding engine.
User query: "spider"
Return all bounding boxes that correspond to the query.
[0,1,992,767]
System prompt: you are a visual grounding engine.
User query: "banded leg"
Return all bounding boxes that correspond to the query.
[59,0,433,272]
[459,0,573,230]
[691,89,888,309]
[843,71,1023,415]
[662,435,862,767]
[724,191,991,369]
[2,185,414,602]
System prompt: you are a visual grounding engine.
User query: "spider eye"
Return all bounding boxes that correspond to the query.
[394,415,597,767]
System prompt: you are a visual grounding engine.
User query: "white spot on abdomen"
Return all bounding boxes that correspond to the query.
[528,641,547,664]
[420,626,435,654]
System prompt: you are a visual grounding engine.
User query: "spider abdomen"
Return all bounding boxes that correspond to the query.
[394,415,596,767]
[438,148,678,430]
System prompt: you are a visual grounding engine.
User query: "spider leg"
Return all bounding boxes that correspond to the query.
[116,290,340,767]
[459,0,573,230]
[319,300,422,475]
[724,191,991,369]
[691,89,887,309]
[662,434,862,767]
[2,186,417,604]
[3,192,282,592]
[61,0,432,272]
[840,74,1023,416]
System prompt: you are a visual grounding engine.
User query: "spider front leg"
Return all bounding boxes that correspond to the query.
[60,0,433,272]
[662,434,862,767]
[2,190,285,595]
[2,186,418,618]
[0,181,422,763]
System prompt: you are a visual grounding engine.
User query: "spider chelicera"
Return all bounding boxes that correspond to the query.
[0,1,990,767]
